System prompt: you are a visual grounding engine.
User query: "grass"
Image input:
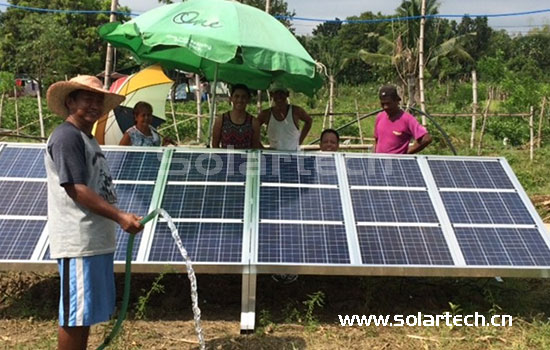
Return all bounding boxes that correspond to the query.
[2,274,550,349]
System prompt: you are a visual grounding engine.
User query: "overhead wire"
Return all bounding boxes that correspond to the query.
[0,2,548,26]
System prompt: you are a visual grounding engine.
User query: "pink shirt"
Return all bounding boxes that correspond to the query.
[374,110,427,154]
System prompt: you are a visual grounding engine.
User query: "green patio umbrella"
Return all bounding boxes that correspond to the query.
[99,0,323,144]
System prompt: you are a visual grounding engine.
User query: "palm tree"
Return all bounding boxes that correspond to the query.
[359,32,472,106]
[358,0,473,106]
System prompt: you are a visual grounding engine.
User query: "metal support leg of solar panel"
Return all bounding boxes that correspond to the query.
[1,143,550,333]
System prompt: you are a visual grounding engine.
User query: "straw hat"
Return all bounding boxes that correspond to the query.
[46,75,125,118]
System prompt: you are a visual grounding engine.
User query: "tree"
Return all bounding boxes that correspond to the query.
[312,18,342,37]
[241,0,295,29]
[15,14,72,84]
[359,31,473,104]
[395,0,439,48]
[0,0,132,84]
[455,16,493,75]
[329,11,390,84]
[0,71,14,127]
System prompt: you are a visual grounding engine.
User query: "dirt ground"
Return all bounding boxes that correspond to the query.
[2,272,550,349]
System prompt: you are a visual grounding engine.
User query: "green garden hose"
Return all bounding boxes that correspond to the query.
[96,209,161,350]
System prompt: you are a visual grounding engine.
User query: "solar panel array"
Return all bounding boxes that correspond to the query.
[1,144,549,277]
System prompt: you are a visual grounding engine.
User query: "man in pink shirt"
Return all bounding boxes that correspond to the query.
[374,85,432,154]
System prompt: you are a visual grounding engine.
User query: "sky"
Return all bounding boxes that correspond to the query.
[119,0,550,36]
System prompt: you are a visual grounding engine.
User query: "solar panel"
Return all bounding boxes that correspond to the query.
[255,153,349,266]
[161,184,245,219]
[113,184,155,261]
[346,157,425,187]
[149,222,243,263]
[0,145,548,278]
[0,146,46,178]
[145,150,249,266]
[259,187,343,221]
[105,150,162,181]
[454,227,550,266]
[351,189,437,223]
[167,152,247,182]
[356,226,454,265]
[261,153,338,184]
[441,192,535,225]
[0,219,46,260]
[429,159,514,189]
[0,181,47,216]
[258,223,349,264]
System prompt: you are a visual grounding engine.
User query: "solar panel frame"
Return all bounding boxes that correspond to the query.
[253,152,359,271]
[139,148,252,273]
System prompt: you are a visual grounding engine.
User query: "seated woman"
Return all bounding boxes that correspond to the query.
[119,101,173,146]
[211,84,258,149]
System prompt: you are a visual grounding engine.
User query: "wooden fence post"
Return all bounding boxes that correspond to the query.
[37,83,45,138]
[537,96,546,148]
[470,70,478,148]
[322,101,329,130]
[0,92,4,128]
[170,85,180,144]
[477,98,491,156]
[13,86,19,136]
[529,106,534,161]
[354,99,364,145]
[195,74,202,143]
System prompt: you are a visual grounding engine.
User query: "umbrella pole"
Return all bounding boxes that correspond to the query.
[207,64,219,147]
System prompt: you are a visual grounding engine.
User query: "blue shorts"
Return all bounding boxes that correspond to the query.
[57,253,115,327]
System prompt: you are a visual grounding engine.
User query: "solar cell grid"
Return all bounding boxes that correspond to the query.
[113,184,154,261]
[0,219,46,260]
[258,223,350,264]
[261,154,338,184]
[105,151,161,181]
[259,187,343,222]
[455,227,550,266]
[162,184,245,219]
[441,192,534,225]
[149,222,243,262]
[0,147,46,178]
[168,152,247,182]
[346,157,425,187]
[429,160,514,189]
[351,189,437,223]
[0,181,47,216]
[356,226,454,265]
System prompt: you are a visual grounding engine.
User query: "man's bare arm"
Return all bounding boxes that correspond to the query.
[64,184,143,234]
[407,133,432,154]
[295,107,312,145]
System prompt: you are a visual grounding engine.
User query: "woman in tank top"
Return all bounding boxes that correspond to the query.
[212,84,258,149]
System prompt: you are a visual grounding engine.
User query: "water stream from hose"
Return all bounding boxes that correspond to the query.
[157,208,205,350]
[97,208,205,350]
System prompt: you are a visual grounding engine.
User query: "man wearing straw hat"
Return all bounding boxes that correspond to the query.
[45,75,143,350]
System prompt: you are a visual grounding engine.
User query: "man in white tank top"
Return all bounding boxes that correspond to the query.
[254,83,312,151]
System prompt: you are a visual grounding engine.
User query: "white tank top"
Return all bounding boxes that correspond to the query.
[267,105,300,151]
